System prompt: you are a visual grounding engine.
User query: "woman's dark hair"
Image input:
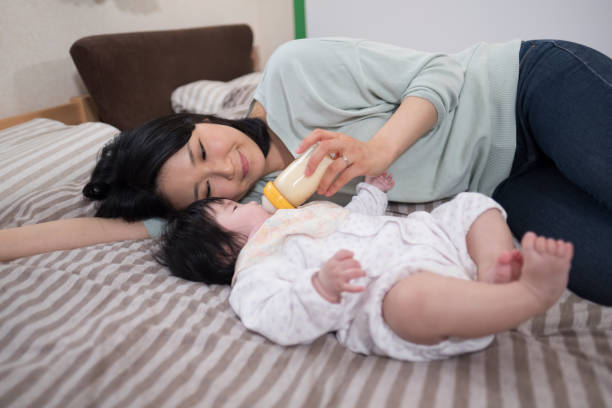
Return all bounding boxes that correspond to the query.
[155,198,245,284]
[83,113,270,221]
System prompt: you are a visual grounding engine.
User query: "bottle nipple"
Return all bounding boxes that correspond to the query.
[262,181,295,213]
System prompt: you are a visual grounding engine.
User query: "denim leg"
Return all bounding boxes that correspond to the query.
[493,162,612,306]
[515,40,612,209]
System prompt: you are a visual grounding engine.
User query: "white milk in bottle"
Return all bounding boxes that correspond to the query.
[261,145,334,213]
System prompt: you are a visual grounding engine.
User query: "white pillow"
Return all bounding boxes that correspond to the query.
[171,72,262,119]
[0,118,120,228]
[0,118,118,209]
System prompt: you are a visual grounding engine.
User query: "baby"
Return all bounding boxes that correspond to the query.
[158,174,572,361]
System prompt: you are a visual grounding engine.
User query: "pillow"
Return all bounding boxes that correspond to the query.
[70,24,255,130]
[0,119,118,226]
[171,72,262,119]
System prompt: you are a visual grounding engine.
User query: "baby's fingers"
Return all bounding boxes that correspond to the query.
[342,283,366,293]
[332,249,354,261]
[340,269,366,293]
[342,268,366,280]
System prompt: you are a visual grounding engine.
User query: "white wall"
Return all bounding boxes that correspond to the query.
[0,0,293,118]
[306,0,612,54]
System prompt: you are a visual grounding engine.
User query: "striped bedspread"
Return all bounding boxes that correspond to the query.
[1,119,611,407]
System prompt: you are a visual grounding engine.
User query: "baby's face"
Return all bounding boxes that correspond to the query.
[210,199,271,238]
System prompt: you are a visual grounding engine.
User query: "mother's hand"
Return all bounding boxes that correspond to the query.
[296,129,389,196]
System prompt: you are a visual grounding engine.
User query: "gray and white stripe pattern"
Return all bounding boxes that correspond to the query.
[171,72,262,119]
[1,119,611,407]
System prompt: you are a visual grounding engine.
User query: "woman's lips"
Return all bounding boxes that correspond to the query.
[239,152,249,179]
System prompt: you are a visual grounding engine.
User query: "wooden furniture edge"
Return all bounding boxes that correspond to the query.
[0,96,99,131]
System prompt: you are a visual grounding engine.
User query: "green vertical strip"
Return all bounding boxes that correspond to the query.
[294,0,306,39]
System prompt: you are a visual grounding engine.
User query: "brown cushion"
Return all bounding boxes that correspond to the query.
[70,24,254,130]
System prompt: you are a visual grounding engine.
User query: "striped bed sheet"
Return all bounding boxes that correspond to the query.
[0,119,611,407]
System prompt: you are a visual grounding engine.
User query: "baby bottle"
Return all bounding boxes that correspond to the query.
[261,144,334,213]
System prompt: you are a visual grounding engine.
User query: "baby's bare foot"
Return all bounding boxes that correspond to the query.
[518,232,573,310]
[480,250,523,283]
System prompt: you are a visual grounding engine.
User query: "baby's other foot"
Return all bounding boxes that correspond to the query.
[480,250,523,283]
[518,232,573,310]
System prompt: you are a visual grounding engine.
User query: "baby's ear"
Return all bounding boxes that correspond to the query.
[237,233,249,247]
[220,235,245,264]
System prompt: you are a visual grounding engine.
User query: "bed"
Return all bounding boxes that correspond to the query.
[1,24,611,407]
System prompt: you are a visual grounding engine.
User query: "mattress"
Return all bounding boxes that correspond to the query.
[1,119,611,407]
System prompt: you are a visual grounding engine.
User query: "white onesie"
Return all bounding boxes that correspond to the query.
[230,184,506,361]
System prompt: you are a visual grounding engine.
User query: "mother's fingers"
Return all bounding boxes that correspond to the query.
[296,128,337,155]
[297,129,378,194]
[305,136,348,176]
[316,154,351,193]
[323,165,363,196]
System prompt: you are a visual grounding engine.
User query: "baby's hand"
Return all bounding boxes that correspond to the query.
[365,172,394,192]
[312,249,366,303]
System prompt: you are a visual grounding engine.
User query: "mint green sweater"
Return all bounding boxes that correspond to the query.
[255,37,521,203]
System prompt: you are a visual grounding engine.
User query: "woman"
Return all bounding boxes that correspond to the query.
[1,38,610,305]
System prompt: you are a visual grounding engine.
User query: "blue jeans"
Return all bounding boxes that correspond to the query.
[492,40,612,305]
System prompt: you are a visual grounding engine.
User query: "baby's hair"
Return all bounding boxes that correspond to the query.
[156,198,246,284]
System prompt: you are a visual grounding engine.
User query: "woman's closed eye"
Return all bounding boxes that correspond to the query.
[198,142,211,198]
[196,179,211,200]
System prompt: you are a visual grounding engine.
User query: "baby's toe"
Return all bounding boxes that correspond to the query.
[511,249,523,264]
[564,242,574,261]
[497,267,512,283]
[498,251,511,264]
[554,240,566,257]
[535,236,548,253]
[521,232,537,251]
[547,238,557,254]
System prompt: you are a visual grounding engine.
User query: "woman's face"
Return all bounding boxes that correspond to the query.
[157,123,266,210]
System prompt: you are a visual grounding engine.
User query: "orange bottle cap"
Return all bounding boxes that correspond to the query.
[263,181,295,210]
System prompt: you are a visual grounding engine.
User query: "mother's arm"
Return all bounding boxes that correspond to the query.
[301,95,438,196]
[294,42,464,196]
[0,218,149,262]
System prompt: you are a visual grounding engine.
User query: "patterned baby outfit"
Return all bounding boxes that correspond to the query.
[230,184,506,361]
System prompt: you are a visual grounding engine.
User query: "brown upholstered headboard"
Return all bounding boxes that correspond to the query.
[70,24,254,130]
